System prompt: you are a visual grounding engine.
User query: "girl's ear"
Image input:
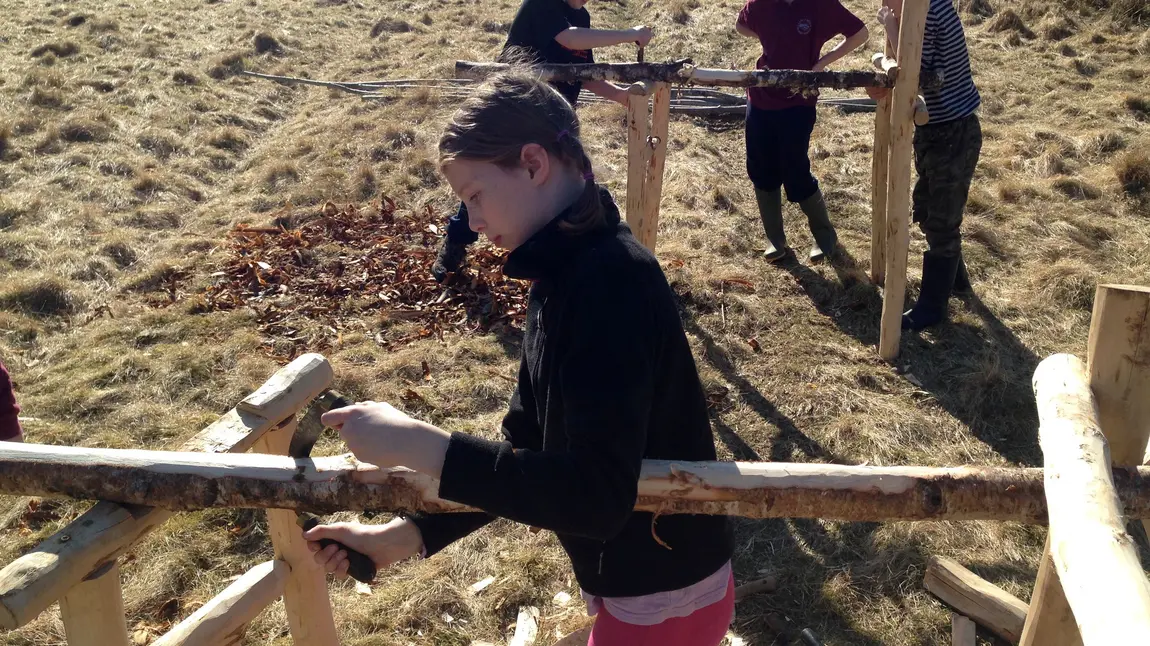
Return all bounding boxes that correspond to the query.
[520,143,550,186]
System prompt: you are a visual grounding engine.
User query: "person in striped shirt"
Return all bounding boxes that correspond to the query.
[874,0,982,330]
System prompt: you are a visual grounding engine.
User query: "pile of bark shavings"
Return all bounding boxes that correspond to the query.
[163,198,528,359]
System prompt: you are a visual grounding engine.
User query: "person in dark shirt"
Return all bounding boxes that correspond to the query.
[432,0,653,282]
[306,72,736,645]
[736,0,868,263]
[1,360,24,442]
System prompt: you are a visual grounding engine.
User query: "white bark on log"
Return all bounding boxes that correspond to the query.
[923,556,1028,643]
[453,61,942,91]
[0,353,333,630]
[1032,353,1150,643]
[5,444,1150,522]
[151,560,288,646]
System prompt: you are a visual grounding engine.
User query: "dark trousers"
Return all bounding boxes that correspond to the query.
[912,113,982,257]
[745,105,819,203]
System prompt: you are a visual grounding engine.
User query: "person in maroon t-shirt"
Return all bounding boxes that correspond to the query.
[736,0,868,263]
[0,360,24,443]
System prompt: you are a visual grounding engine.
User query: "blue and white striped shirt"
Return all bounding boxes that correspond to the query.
[922,0,980,123]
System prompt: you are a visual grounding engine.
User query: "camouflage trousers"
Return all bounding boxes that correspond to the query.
[912,113,982,257]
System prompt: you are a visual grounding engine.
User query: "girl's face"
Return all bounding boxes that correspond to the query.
[442,144,559,251]
[566,0,588,9]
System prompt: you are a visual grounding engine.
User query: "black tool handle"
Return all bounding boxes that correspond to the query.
[299,515,377,584]
[798,629,824,646]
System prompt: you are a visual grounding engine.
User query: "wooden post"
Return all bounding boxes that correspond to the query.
[951,614,976,646]
[0,354,332,631]
[1023,286,1150,644]
[636,82,671,252]
[870,47,894,284]
[1029,353,1150,642]
[625,84,652,243]
[59,560,130,646]
[152,560,289,646]
[252,420,339,646]
[877,0,928,361]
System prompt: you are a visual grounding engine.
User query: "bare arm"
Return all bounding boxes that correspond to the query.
[583,79,629,105]
[879,6,900,53]
[555,26,651,51]
[735,20,757,38]
[814,26,870,71]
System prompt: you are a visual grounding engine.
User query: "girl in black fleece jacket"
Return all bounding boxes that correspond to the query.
[305,72,735,645]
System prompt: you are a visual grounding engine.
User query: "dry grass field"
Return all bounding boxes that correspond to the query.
[1,0,1148,643]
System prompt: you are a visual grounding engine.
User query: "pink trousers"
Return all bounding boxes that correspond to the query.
[587,575,735,646]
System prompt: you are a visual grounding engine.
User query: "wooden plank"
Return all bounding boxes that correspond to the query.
[1031,353,1150,642]
[151,560,289,646]
[637,81,671,252]
[1020,538,1082,646]
[877,0,928,361]
[952,613,977,646]
[923,556,1027,643]
[0,353,333,630]
[11,444,1150,522]
[59,561,130,646]
[625,89,651,240]
[252,420,339,646]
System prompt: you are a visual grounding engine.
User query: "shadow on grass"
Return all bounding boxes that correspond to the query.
[781,248,1042,466]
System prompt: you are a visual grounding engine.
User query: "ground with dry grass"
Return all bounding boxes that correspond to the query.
[1,0,1148,644]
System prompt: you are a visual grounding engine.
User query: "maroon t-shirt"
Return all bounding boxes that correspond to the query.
[738,0,865,110]
[0,360,21,440]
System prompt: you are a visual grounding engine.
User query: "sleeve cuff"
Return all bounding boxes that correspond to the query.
[437,431,509,509]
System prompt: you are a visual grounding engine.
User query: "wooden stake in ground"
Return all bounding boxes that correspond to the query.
[151,560,289,646]
[637,81,671,252]
[1022,285,1150,644]
[253,420,339,646]
[877,0,928,361]
[1028,353,1150,643]
[870,48,894,285]
[59,561,130,646]
[626,83,652,245]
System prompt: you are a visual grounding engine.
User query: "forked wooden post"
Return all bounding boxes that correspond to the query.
[637,82,671,252]
[253,419,339,645]
[152,560,289,646]
[1022,285,1150,644]
[870,50,894,284]
[877,0,928,361]
[625,83,652,246]
[58,561,130,646]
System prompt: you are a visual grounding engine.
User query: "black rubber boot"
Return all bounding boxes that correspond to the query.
[431,238,468,283]
[953,252,972,295]
[799,191,837,262]
[902,251,960,330]
[754,188,791,263]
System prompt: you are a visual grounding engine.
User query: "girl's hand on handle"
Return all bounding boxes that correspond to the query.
[304,518,424,580]
[630,25,653,48]
[320,400,450,478]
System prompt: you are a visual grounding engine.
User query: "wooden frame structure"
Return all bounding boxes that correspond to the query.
[456,0,933,360]
[0,285,1148,645]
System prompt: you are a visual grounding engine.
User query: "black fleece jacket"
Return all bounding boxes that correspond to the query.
[412,189,734,597]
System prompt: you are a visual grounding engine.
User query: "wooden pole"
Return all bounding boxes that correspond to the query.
[59,560,130,646]
[923,556,1028,643]
[951,614,977,646]
[10,444,1150,522]
[637,82,671,252]
[0,353,333,631]
[877,0,928,361]
[453,60,943,90]
[1030,353,1150,642]
[870,48,894,285]
[626,85,651,242]
[1023,286,1150,644]
[151,560,289,646]
[253,420,339,646]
